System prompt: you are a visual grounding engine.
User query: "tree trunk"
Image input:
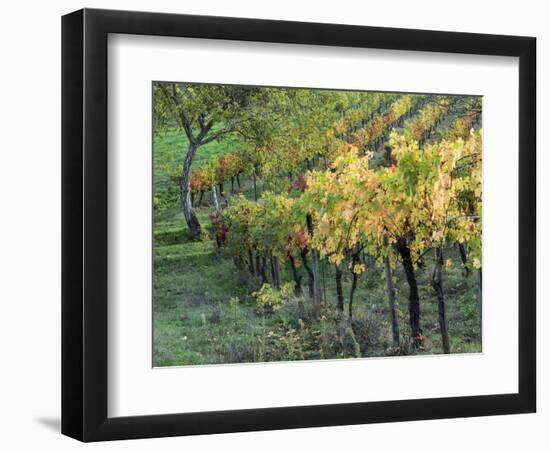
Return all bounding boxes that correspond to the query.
[198,191,204,207]
[396,238,422,351]
[384,252,400,349]
[259,256,268,285]
[348,252,360,320]
[270,253,281,290]
[211,185,220,214]
[253,167,258,201]
[458,242,470,276]
[335,265,344,316]
[321,259,327,301]
[248,248,255,275]
[306,214,323,310]
[477,268,482,347]
[300,250,314,298]
[218,182,224,197]
[255,251,262,278]
[181,143,201,239]
[231,177,235,192]
[289,256,302,295]
[211,186,222,256]
[432,247,450,354]
[274,257,281,288]
[236,172,241,188]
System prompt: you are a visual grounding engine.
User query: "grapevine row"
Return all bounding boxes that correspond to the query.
[219,130,482,353]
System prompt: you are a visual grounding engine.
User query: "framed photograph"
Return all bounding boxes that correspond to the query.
[61,8,536,442]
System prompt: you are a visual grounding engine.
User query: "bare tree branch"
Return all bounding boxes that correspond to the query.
[196,116,214,142]
[200,126,234,145]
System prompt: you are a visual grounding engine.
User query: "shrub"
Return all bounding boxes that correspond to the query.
[252,282,294,314]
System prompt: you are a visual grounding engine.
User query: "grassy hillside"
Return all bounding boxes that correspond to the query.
[153,129,241,194]
[153,148,481,367]
[152,91,482,367]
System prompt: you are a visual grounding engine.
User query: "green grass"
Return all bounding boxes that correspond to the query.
[153,128,241,193]
[153,207,481,367]
[153,128,243,216]
[153,128,482,367]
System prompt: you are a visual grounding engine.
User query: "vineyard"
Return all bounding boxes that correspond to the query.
[153,83,482,366]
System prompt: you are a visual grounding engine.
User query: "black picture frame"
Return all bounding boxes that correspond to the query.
[62,8,536,442]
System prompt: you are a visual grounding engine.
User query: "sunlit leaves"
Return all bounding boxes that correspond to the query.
[196,90,482,279]
[303,128,482,271]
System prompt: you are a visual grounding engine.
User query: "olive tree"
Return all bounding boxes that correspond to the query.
[154,82,261,239]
